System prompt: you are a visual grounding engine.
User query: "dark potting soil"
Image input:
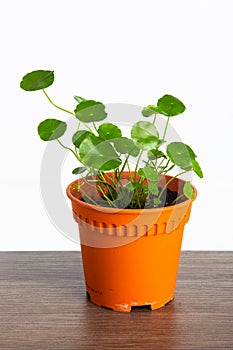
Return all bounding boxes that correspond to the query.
[80,188,185,209]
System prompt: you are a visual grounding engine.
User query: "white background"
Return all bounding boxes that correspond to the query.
[1,0,233,251]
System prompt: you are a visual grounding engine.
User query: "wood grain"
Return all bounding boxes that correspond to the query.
[0,251,232,350]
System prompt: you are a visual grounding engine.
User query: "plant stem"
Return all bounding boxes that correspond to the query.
[97,184,117,208]
[93,122,98,133]
[170,193,185,206]
[134,149,143,180]
[43,89,75,116]
[57,139,81,162]
[158,170,188,199]
[153,114,157,124]
[43,89,93,133]
[162,116,170,141]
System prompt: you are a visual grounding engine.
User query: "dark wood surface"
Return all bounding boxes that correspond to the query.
[0,251,232,350]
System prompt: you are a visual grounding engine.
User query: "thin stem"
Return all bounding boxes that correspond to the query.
[97,184,117,208]
[162,116,170,141]
[57,139,81,162]
[162,163,175,175]
[153,114,157,124]
[93,122,98,133]
[126,159,133,182]
[158,170,188,199]
[134,149,143,180]
[43,89,93,133]
[156,157,166,172]
[170,193,185,206]
[99,171,116,189]
[119,153,131,178]
[43,89,75,116]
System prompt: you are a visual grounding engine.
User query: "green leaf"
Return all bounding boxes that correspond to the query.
[141,105,158,117]
[74,96,86,103]
[148,149,166,160]
[138,166,159,181]
[131,121,160,150]
[125,182,142,191]
[192,159,204,178]
[74,100,107,123]
[98,123,122,140]
[183,181,194,199]
[38,119,67,141]
[156,94,186,117]
[79,136,121,171]
[185,144,197,161]
[167,142,193,169]
[148,182,159,195]
[153,198,161,206]
[72,167,86,175]
[72,130,93,148]
[20,70,54,91]
[114,137,140,156]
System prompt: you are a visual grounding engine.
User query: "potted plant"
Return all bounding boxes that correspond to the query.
[20,70,203,312]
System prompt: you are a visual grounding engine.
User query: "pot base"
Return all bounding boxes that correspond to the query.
[87,292,174,312]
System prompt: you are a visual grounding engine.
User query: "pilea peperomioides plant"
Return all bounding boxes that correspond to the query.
[20,70,203,209]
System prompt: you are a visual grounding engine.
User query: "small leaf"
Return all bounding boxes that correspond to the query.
[74,96,86,103]
[20,70,54,91]
[38,119,67,141]
[98,123,122,140]
[72,130,93,148]
[74,100,107,123]
[141,105,158,117]
[79,136,121,171]
[156,94,186,117]
[148,182,159,195]
[192,159,204,178]
[153,198,161,206]
[131,121,160,150]
[72,167,86,175]
[148,149,166,160]
[114,137,139,156]
[183,181,194,199]
[125,182,142,191]
[139,166,159,181]
[167,142,193,169]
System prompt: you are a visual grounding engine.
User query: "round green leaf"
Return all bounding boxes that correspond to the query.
[38,119,67,141]
[156,94,186,117]
[79,136,121,171]
[167,142,193,169]
[74,100,107,123]
[72,130,93,148]
[148,182,159,195]
[98,123,122,140]
[131,121,159,150]
[183,181,194,199]
[114,137,140,156]
[138,166,159,181]
[72,167,86,175]
[20,70,54,91]
[141,105,158,117]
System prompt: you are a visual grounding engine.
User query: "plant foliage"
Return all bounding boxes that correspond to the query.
[20,70,204,209]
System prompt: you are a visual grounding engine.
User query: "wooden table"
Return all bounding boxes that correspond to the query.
[0,252,232,350]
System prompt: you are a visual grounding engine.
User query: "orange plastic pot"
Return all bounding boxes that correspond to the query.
[66,173,196,312]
